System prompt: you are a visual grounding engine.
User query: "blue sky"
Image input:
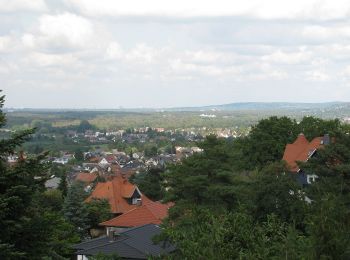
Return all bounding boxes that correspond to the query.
[1,0,350,108]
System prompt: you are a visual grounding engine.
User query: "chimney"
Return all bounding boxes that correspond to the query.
[323,134,330,145]
[107,228,124,241]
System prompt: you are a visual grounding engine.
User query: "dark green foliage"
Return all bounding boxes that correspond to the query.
[77,120,94,133]
[232,116,344,170]
[58,171,68,197]
[235,116,298,170]
[130,168,165,201]
[62,182,89,238]
[162,207,308,260]
[161,125,350,259]
[164,135,237,209]
[306,195,350,259]
[298,116,342,140]
[0,93,79,259]
[74,148,84,161]
[144,145,158,157]
[85,198,112,230]
[252,162,306,225]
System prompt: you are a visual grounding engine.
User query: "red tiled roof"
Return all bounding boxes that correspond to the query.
[282,134,324,172]
[85,174,153,214]
[76,172,97,183]
[99,201,172,227]
[105,155,117,163]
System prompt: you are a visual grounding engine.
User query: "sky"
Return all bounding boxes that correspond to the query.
[1,0,350,108]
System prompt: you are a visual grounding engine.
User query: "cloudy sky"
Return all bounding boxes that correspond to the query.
[1,0,350,108]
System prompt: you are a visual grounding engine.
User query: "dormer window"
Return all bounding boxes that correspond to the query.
[132,198,142,205]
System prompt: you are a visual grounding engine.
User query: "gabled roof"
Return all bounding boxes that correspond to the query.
[105,155,117,163]
[74,224,175,259]
[76,172,97,183]
[282,134,324,172]
[85,175,153,214]
[100,201,172,227]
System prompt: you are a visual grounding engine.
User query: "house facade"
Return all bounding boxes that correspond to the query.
[85,174,153,215]
[282,133,330,185]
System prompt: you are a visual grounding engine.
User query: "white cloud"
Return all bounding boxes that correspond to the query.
[0,36,12,52]
[105,42,123,60]
[0,0,47,12]
[340,65,350,80]
[261,50,311,64]
[64,0,350,20]
[170,59,225,76]
[25,52,78,67]
[38,13,94,49]
[305,70,331,81]
[302,25,350,41]
[21,13,95,50]
[125,44,159,64]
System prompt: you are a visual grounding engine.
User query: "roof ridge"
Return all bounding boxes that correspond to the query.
[74,235,108,246]
[121,223,157,234]
[100,206,141,225]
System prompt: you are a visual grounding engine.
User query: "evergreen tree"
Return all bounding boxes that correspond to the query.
[0,93,79,259]
[58,171,68,197]
[63,182,89,238]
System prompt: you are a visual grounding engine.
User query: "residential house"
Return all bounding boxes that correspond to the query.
[282,133,330,185]
[74,224,175,259]
[45,176,61,189]
[85,174,153,215]
[99,201,172,232]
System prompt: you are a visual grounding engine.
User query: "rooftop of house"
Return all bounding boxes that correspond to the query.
[100,201,173,228]
[282,133,329,172]
[74,224,175,259]
[85,174,153,214]
[75,172,98,184]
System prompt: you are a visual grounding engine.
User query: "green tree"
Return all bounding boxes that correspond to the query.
[298,116,342,140]
[130,168,165,201]
[77,120,93,133]
[85,199,112,232]
[58,172,68,197]
[74,148,84,162]
[0,93,79,259]
[237,116,298,170]
[252,162,306,225]
[63,182,89,238]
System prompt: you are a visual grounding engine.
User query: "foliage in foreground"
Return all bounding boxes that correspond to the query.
[160,122,350,259]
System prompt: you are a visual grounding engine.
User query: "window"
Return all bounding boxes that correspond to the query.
[307,174,318,184]
[132,198,142,205]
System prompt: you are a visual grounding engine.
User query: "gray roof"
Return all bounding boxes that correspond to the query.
[44,177,61,189]
[74,224,175,259]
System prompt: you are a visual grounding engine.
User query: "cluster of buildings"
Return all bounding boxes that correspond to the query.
[72,168,175,259]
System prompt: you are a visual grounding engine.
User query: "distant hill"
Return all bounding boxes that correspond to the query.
[163,102,350,112]
[5,102,350,113]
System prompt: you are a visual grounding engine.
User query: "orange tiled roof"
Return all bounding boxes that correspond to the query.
[99,201,172,227]
[105,155,117,163]
[282,134,324,172]
[76,172,97,183]
[85,174,153,214]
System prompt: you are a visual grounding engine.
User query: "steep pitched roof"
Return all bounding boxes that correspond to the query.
[85,174,153,214]
[100,201,172,227]
[74,224,175,259]
[282,134,324,172]
[75,172,97,184]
